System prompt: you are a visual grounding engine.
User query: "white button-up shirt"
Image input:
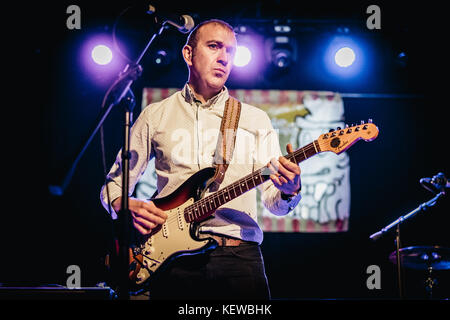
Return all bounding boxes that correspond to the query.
[100,84,301,244]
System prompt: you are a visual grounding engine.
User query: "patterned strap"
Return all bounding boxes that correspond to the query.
[209,96,241,191]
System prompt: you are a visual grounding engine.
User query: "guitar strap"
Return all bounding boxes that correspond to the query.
[208,96,242,192]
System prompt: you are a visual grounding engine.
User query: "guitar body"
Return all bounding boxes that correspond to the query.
[129,167,217,287]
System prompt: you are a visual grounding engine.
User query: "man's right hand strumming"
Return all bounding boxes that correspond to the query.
[112,197,168,235]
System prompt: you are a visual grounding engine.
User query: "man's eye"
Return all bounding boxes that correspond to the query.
[209,44,217,49]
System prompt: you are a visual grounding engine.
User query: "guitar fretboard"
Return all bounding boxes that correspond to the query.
[184,140,321,223]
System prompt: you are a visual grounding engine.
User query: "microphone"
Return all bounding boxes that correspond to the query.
[420,172,449,193]
[146,4,195,33]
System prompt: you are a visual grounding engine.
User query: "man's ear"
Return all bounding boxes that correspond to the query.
[182,45,193,66]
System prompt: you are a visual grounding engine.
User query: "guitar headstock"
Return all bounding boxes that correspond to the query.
[318,120,379,155]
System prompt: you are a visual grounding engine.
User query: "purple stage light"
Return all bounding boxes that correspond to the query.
[234,45,252,67]
[91,44,113,65]
[229,32,265,83]
[79,34,129,86]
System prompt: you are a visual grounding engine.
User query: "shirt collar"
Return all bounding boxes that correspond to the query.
[182,83,228,108]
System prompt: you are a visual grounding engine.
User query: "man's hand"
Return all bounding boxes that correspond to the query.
[268,143,301,196]
[112,197,168,235]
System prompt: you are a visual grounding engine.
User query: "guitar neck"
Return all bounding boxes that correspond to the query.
[184,140,321,223]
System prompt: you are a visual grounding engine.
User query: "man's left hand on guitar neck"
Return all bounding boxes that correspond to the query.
[267,143,302,199]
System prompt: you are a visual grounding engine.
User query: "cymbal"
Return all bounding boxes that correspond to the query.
[389,246,450,270]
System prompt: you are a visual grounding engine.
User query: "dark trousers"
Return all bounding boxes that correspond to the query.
[148,243,271,300]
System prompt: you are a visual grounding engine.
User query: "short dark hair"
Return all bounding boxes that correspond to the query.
[185,19,235,50]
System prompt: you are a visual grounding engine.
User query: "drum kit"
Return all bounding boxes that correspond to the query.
[370,172,449,299]
[389,245,450,299]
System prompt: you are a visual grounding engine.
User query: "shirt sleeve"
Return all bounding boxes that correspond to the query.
[254,111,302,216]
[100,106,155,219]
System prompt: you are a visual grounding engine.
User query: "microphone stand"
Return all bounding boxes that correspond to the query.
[103,23,170,301]
[369,190,446,299]
[49,22,169,300]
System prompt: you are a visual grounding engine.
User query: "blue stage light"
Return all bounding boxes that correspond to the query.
[334,47,356,67]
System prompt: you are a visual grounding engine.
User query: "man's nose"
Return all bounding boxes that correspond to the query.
[217,48,229,67]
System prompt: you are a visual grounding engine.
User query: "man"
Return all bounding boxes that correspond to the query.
[101,19,302,299]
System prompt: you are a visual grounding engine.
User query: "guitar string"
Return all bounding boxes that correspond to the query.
[162,142,320,225]
[166,142,318,225]
[185,142,319,213]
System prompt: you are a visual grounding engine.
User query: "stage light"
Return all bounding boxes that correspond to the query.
[266,36,297,70]
[396,51,408,68]
[334,47,356,67]
[91,44,113,65]
[322,35,367,79]
[234,45,252,67]
[152,49,171,67]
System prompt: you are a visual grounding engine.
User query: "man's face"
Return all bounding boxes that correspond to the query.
[185,23,237,92]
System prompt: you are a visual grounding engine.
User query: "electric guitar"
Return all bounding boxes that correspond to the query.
[127,120,379,288]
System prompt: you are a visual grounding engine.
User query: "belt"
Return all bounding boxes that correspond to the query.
[210,235,248,247]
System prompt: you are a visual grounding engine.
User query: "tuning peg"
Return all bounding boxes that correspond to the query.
[345,124,349,128]
[336,127,341,130]
[368,119,373,123]
[329,128,335,132]
[360,120,365,125]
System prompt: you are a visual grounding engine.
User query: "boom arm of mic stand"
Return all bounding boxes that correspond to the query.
[369,191,446,241]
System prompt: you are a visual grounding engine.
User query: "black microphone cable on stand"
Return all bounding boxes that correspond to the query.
[369,172,447,299]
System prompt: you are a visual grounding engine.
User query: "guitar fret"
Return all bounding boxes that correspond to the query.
[248,176,254,189]
[292,152,297,164]
[229,185,236,198]
[202,202,207,215]
[209,198,215,211]
[306,143,317,158]
[219,192,225,205]
[185,209,191,222]
[200,203,205,216]
[213,194,220,208]
[193,207,199,219]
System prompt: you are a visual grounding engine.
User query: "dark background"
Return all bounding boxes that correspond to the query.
[3,0,449,300]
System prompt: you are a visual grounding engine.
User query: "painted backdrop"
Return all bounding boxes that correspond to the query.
[136,88,350,232]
